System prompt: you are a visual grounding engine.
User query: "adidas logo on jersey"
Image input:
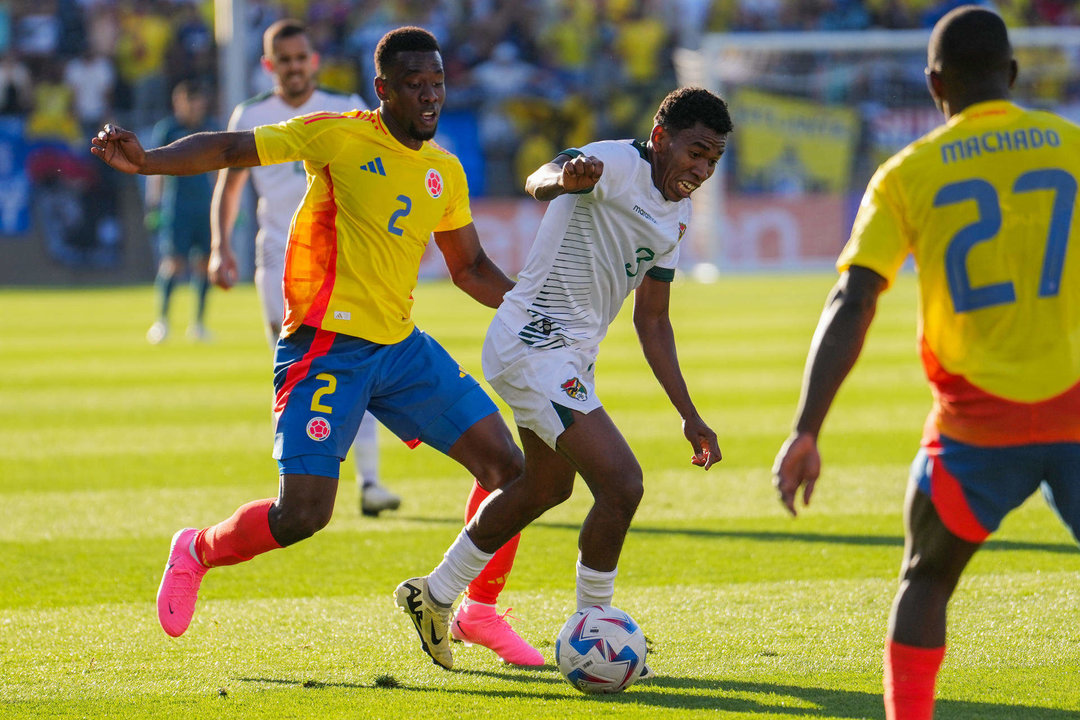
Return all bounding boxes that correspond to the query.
[359,157,387,175]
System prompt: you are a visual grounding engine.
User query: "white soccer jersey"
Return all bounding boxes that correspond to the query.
[227,88,364,267]
[496,139,690,350]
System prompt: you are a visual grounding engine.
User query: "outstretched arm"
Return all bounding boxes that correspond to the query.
[91,124,260,176]
[772,265,887,516]
[525,153,604,201]
[433,222,514,309]
[634,275,720,470]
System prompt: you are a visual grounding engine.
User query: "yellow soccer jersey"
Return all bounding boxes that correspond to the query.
[254,109,473,344]
[838,100,1080,446]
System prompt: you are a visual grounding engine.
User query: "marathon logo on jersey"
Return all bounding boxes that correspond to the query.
[425,168,443,198]
[359,157,387,175]
[306,417,331,441]
[632,205,657,224]
[561,377,588,402]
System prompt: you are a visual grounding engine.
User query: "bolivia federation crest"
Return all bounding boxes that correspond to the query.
[561,377,588,402]
[306,417,331,441]
[425,168,443,198]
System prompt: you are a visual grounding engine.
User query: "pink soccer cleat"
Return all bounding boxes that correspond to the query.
[156,528,208,637]
[451,603,544,666]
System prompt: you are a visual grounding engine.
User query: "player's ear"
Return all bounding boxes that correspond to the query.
[310,51,320,73]
[374,76,388,102]
[1008,58,1018,89]
[261,56,273,74]
[650,124,667,150]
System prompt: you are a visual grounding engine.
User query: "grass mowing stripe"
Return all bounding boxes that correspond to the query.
[3,278,1078,719]
[3,576,1077,714]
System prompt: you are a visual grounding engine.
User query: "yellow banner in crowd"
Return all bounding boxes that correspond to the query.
[731,89,859,193]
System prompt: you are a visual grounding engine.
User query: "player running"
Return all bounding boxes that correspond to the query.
[771,7,1080,719]
[209,18,400,518]
[91,26,542,667]
[396,87,729,672]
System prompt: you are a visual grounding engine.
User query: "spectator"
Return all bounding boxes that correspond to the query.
[0,51,32,116]
[115,0,173,132]
[64,46,116,138]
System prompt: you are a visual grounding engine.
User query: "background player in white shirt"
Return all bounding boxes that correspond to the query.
[209,19,400,516]
[397,87,731,671]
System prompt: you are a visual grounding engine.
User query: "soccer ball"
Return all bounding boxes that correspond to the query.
[555,605,647,694]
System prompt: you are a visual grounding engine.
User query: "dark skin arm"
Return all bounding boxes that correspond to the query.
[91,124,260,176]
[433,223,514,309]
[633,275,721,470]
[771,265,888,515]
[525,153,604,201]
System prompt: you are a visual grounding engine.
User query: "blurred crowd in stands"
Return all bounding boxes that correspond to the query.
[3,0,1078,269]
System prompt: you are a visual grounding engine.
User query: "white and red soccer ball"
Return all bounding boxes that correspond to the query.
[555,605,647,694]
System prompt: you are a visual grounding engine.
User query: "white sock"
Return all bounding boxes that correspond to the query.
[576,560,617,610]
[352,412,379,489]
[427,529,493,606]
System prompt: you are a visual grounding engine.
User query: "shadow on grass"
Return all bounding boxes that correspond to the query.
[397,515,1078,555]
[237,674,1076,717]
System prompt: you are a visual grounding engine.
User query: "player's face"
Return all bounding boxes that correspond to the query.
[378,51,445,144]
[266,34,318,101]
[651,122,726,202]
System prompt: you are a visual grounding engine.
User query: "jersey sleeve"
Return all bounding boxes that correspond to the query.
[836,164,911,286]
[433,155,473,233]
[579,140,635,201]
[253,113,341,168]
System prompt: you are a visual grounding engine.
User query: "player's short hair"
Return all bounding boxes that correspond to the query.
[172,78,207,99]
[928,6,1011,81]
[654,87,733,137]
[263,18,307,58]
[374,26,440,78]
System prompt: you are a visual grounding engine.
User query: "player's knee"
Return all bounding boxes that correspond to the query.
[269,502,333,546]
[475,443,524,491]
[531,479,574,514]
[159,257,180,277]
[596,467,643,525]
[901,550,964,598]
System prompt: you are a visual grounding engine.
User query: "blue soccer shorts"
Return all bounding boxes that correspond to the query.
[271,324,498,478]
[910,434,1080,544]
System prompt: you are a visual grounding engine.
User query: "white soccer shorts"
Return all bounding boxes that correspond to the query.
[482,318,602,450]
[255,242,285,348]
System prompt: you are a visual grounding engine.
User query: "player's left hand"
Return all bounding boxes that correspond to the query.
[771,431,821,516]
[683,414,721,470]
[559,155,603,194]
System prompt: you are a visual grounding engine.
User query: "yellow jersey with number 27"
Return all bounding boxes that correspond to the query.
[837,100,1080,447]
[254,108,473,344]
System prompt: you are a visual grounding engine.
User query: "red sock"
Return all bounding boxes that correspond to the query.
[194,498,282,568]
[463,480,520,605]
[884,640,945,720]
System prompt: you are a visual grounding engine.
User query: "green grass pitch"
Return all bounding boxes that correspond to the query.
[1,275,1077,719]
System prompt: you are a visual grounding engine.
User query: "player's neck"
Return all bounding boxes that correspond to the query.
[379,106,424,151]
[276,85,316,109]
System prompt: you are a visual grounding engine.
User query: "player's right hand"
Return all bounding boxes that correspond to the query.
[771,431,821,517]
[208,247,238,290]
[90,124,146,175]
[559,155,603,194]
